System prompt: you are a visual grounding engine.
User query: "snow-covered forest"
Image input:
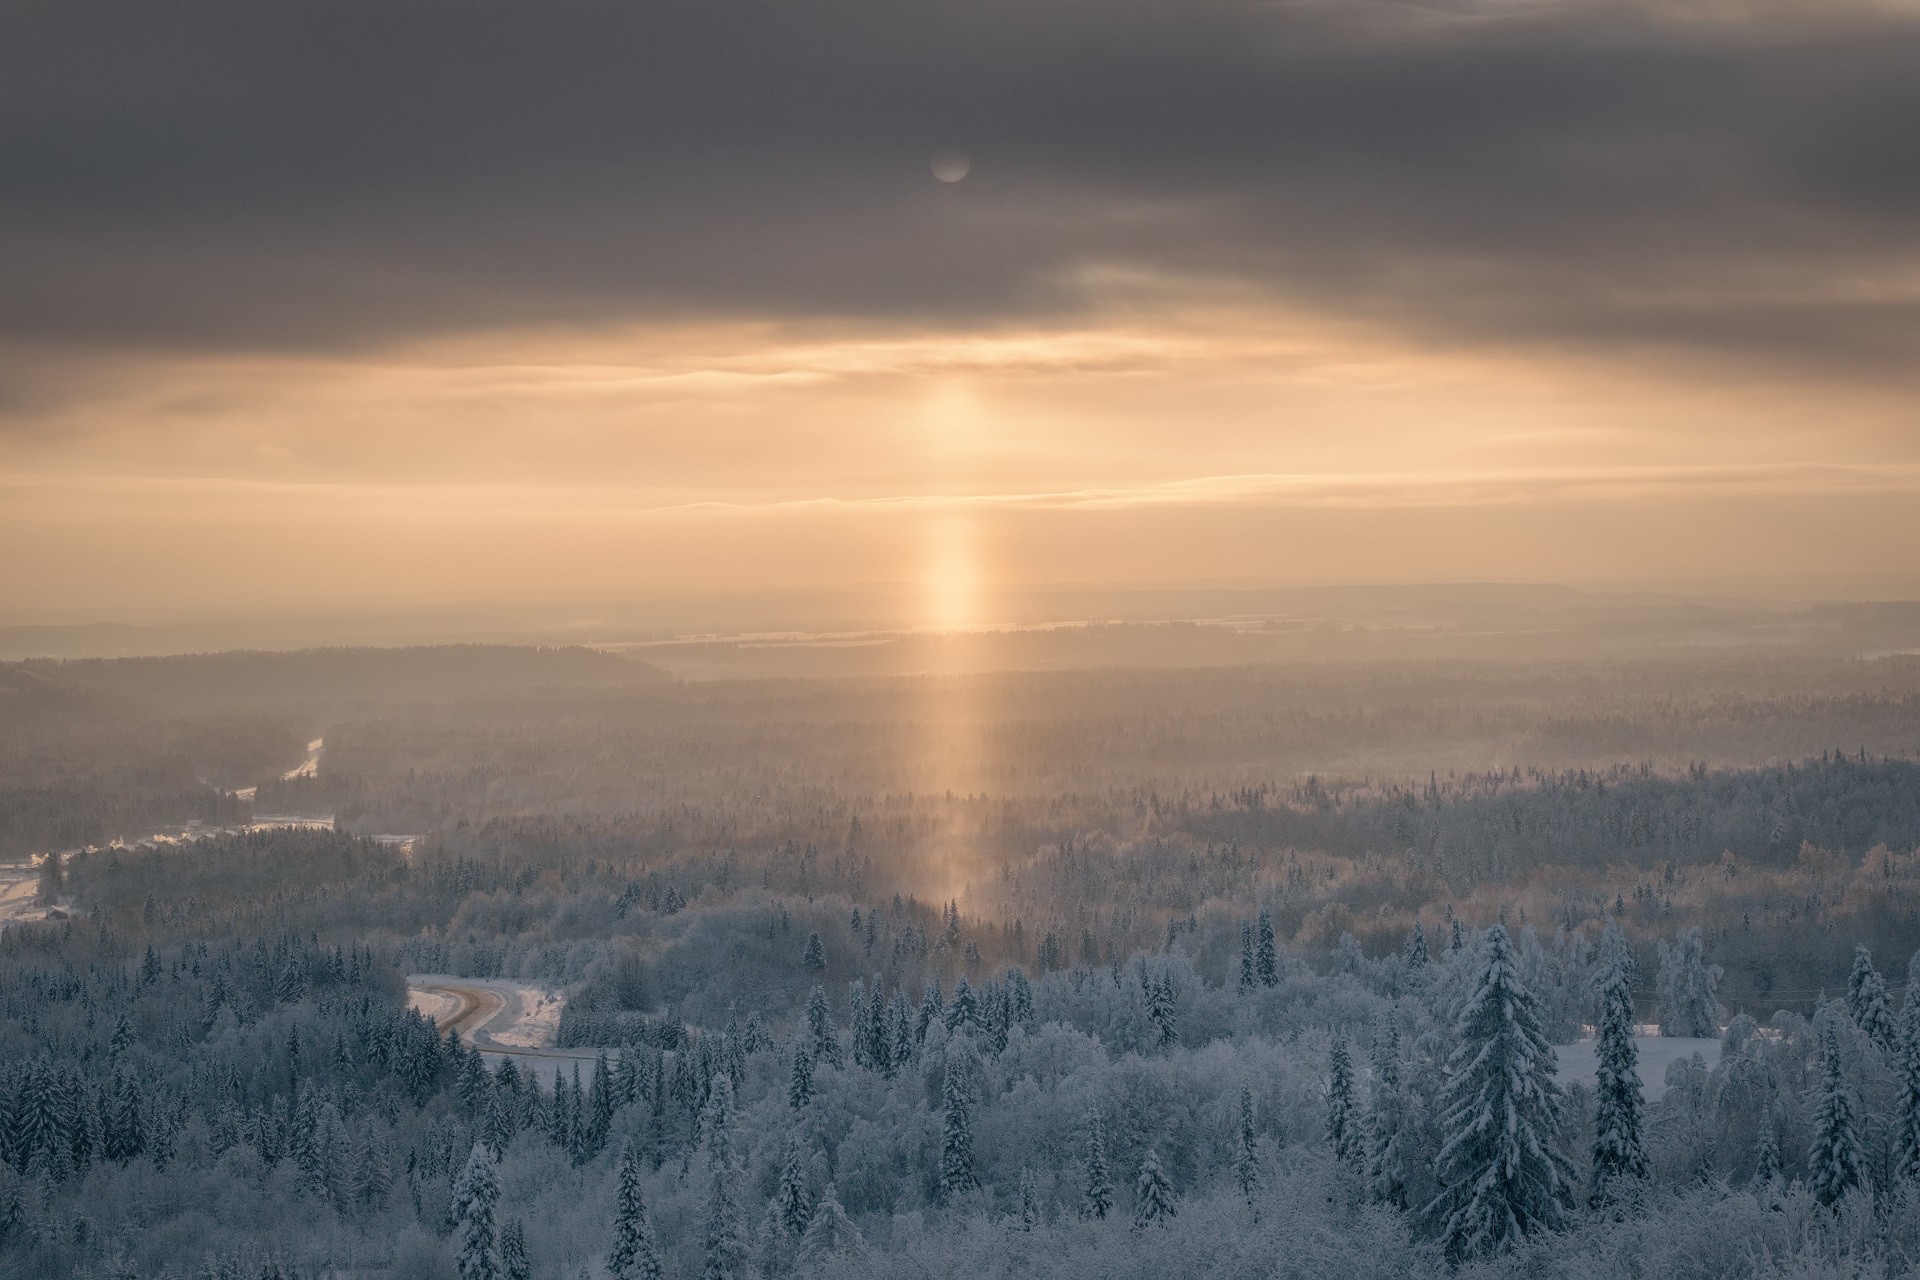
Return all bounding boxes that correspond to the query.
[6,647,1920,1278]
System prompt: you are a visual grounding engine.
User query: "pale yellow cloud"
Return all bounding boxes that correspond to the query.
[4,303,1919,618]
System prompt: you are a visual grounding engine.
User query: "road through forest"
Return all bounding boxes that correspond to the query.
[406,976,600,1084]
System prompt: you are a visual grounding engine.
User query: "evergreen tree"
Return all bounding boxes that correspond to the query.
[1326,1039,1361,1163]
[701,1076,747,1280]
[1422,924,1574,1263]
[776,1137,812,1238]
[847,980,869,1069]
[1403,922,1430,969]
[1255,908,1279,987]
[805,986,840,1067]
[798,1184,864,1261]
[917,974,944,1043]
[802,932,826,972]
[609,1142,663,1280]
[1083,1117,1114,1220]
[1017,1167,1041,1230]
[1807,1024,1865,1207]
[1364,1026,1409,1209]
[1238,923,1256,995]
[1146,975,1178,1048]
[1450,918,1464,955]
[939,1045,978,1198]
[1133,1148,1176,1227]
[1753,1115,1783,1190]
[1846,944,1897,1052]
[1589,933,1649,1210]
[947,976,978,1034]
[1233,1086,1261,1206]
[1897,985,1920,1182]
[788,1041,814,1110]
[452,1143,502,1280]
[500,1220,532,1280]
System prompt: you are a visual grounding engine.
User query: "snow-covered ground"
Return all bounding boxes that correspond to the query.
[0,862,46,926]
[405,975,593,1084]
[1554,1035,1722,1102]
[406,986,461,1026]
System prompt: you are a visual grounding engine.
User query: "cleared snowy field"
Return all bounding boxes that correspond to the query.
[1554,1035,1722,1102]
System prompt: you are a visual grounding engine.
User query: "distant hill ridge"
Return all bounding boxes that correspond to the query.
[8,644,670,711]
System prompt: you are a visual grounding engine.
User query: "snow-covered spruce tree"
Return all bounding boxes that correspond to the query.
[787,1041,814,1110]
[1234,1086,1261,1207]
[1421,923,1575,1263]
[1326,1038,1361,1163]
[1134,1148,1176,1227]
[499,1219,531,1280]
[1846,944,1897,1053]
[1753,1113,1783,1191]
[1256,907,1279,987]
[452,1142,502,1280]
[776,1137,812,1238]
[947,975,978,1033]
[609,1142,663,1280]
[1588,940,1649,1211]
[1238,923,1257,995]
[702,1075,747,1280]
[798,1184,864,1262]
[1654,927,1724,1038]
[802,931,826,972]
[1403,922,1430,970]
[805,987,840,1068]
[1365,1025,1409,1210]
[1083,1116,1114,1220]
[939,1045,979,1199]
[1147,975,1178,1048]
[847,980,868,1070]
[1807,1024,1865,1207]
[1017,1167,1041,1230]
[1898,983,1920,1182]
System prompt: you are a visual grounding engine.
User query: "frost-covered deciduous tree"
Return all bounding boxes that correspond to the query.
[1589,931,1649,1210]
[1845,945,1896,1052]
[452,1143,502,1280]
[608,1142,662,1280]
[1134,1148,1175,1227]
[1655,928,1724,1038]
[1422,924,1575,1263]
[1807,1025,1865,1207]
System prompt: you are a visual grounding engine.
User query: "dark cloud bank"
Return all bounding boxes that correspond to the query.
[2,0,1918,371]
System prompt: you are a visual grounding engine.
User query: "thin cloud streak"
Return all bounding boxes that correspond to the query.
[10,461,1920,521]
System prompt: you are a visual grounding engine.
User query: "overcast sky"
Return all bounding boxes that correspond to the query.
[5,0,1919,620]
